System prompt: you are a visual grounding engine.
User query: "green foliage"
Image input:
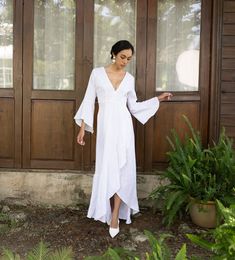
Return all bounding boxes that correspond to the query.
[144,230,173,260]
[85,247,138,260]
[209,131,235,204]
[85,230,188,260]
[1,248,21,260]
[47,247,74,260]
[0,213,10,223]
[175,244,187,260]
[0,212,17,235]
[187,201,235,259]
[0,231,192,260]
[1,241,74,260]
[26,241,50,260]
[149,115,235,226]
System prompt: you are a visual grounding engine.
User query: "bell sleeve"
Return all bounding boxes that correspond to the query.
[74,69,96,133]
[127,85,159,125]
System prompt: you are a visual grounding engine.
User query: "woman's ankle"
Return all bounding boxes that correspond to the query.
[110,216,119,228]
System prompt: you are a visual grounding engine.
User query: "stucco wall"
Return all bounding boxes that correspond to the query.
[0,170,166,206]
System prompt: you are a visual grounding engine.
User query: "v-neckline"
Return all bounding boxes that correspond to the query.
[103,67,127,92]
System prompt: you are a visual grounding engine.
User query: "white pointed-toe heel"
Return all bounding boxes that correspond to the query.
[109,220,120,238]
[109,226,120,238]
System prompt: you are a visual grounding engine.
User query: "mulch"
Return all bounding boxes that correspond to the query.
[0,203,212,259]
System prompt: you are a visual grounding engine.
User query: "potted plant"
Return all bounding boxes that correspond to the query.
[149,116,235,228]
[187,200,235,258]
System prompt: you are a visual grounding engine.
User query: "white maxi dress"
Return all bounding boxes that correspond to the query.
[74,67,159,224]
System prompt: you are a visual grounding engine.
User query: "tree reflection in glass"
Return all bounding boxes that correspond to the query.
[156,0,201,92]
[33,0,75,90]
[94,0,136,75]
[0,0,13,88]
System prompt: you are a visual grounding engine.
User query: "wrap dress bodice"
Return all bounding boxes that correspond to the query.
[74,67,159,224]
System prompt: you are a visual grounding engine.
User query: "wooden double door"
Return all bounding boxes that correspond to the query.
[0,0,87,169]
[0,0,213,171]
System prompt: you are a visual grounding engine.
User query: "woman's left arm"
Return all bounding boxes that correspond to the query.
[157,92,173,102]
[127,74,173,124]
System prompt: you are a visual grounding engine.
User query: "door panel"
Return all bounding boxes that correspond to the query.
[153,102,200,164]
[31,100,75,160]
[0,98,14,158]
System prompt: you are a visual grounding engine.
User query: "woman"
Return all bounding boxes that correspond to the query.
[74,40,172,238]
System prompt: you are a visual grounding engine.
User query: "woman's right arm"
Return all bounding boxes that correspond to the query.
[74,69,97,134]
[77,120,86,145]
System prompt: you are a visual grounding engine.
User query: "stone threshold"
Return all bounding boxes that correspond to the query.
[0,169,166,207]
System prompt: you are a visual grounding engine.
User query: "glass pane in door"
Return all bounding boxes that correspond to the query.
[156,0,201,91]
[0,0,13,88]
[94,0,137,75]
[33,0,76,90]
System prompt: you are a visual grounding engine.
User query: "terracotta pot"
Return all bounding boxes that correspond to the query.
[189,198,217,228]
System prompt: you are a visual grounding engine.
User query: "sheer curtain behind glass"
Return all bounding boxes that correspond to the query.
[94,0,136,75]
[33,0,75,90]
[156,0,201,92]
[0,0,13,88]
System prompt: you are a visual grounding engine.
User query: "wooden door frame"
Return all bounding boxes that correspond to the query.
[0,0,23,168]
[144,0,157,171]
[199,0,213,145]
[209,0,223,143]
[22,0,33,168]
[14,0,23,168]
[135,0,148,172]
[80,0,94,171]
[74,0,85,169]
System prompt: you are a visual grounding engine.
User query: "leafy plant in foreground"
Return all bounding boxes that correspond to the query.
[187,200,235,259]
[84,230,188,260]
[144,230,187,260]
[149,115,235,226]
[1,241,74,260]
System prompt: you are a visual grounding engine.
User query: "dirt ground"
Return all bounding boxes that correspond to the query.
[0,201,212,259]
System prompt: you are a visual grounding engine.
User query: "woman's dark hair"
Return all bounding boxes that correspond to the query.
[110,40,134,59]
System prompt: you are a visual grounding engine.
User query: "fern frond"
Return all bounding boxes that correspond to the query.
[1,248,21,260]
[175,244,187,260]
[26,241,50,260]
[48,247,74,260]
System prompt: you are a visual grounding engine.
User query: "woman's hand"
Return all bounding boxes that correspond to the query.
[157,92,173,102]
[77,121,86,146]
[77,129,85,146]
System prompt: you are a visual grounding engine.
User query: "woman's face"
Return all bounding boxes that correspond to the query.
[114,49,133,69]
